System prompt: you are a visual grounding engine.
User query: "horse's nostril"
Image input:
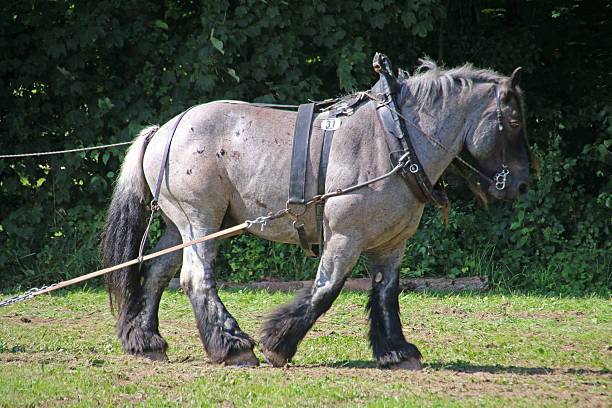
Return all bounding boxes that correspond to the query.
[518,182,529,195]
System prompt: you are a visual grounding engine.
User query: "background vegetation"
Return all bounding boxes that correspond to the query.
[1,0,610,295]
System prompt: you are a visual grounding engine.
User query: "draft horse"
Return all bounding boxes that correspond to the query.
[102,57,531,368]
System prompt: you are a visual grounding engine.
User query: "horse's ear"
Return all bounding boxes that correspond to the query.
[510,67,522,89]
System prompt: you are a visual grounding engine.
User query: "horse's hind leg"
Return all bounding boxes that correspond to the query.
[260,233,362,366]
[117,215,182,361]
[177,211,258,366]
[366,241,422,369]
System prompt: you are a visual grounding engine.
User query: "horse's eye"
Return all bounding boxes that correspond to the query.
[509,119,520,128]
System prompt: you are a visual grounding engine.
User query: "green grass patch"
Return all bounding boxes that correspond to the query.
[0,288,610,407]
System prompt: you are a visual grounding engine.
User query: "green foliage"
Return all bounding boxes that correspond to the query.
[215,234,370,282]
[217,235,317,282]
[402,134,611,295]
[0,0,610,295]
[0,0,443,289]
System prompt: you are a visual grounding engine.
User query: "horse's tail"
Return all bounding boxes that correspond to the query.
[101,125,158,316]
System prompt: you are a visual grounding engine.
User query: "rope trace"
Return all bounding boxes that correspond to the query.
[0,141,133,159]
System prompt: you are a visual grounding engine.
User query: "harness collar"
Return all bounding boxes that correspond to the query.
[371,53,449,208]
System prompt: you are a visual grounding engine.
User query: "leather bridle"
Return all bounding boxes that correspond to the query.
[369,76,518,201]
[492,86,510,191]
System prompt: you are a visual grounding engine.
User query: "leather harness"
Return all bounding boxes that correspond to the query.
[287,53,448,257]
[288,100,362,258]
[371,53,449,208]
[143,54,452,260]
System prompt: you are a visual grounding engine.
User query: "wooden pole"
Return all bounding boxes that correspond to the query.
[32,223,248,297]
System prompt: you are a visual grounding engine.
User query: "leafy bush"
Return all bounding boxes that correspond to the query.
[402,133,611,295]
[1,1,610,296]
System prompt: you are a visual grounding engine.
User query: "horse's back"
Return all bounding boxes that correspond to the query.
[142,100,416,245]
[142,102,310,240]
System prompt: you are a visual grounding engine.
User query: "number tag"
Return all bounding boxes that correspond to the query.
[320,118,341,131]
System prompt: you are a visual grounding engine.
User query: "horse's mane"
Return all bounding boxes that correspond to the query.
[326,58,506,113]
[403,58,506,109]
[323,59,514,213]
[325,59,532,211]
[405,59,528,210]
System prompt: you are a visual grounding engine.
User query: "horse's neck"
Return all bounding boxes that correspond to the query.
[408,87,489,183]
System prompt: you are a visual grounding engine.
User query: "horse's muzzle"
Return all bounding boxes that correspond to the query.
[488,179,529,200]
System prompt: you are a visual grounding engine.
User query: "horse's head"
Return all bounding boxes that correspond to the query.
[464,67,531,200]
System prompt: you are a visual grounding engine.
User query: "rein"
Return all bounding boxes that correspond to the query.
[214,97,346,111]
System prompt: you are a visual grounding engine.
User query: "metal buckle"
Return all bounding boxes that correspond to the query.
[396,151,419,174]
[397,151,411,166]
[285,201,307,219]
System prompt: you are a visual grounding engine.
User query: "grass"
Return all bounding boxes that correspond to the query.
[0,287,610,407]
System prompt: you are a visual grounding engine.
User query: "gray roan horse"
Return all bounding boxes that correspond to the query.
[102,58,531,368]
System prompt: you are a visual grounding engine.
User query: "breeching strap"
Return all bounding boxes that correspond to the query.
[138,107,194,261]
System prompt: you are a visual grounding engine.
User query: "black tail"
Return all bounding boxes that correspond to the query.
[100,126,158,316]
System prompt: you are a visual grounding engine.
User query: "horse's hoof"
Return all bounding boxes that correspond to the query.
[262,348,288,367]
[224,349,260,367]
[388,358,422,370]
[136,350,168,362]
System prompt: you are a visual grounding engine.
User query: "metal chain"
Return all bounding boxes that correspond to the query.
[245,215,272,230]
[0,284,57,308]
[0,211,293,307]
[245,208,291,231]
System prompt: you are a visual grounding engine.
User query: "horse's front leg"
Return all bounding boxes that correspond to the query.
[260,233,362,367]
[367,241,422,369]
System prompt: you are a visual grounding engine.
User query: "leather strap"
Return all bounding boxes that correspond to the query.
[295,222,317,258]
[371,55,448,208]
[373,100,429,203]
[152,108,193,207]
[287,103,319,257]
[315,110,338,254]
[318,112,337,197]
[139,107,193,260]
[287,105,342,258]
[288,103,315,204]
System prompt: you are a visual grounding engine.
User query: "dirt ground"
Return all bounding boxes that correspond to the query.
[1,289,610,407]
[2,314,610,407]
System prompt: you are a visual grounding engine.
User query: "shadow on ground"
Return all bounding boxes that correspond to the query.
[427,360,611,375]
[305,359,611,375]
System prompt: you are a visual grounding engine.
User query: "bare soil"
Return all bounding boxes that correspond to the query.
[2,311,610,407]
